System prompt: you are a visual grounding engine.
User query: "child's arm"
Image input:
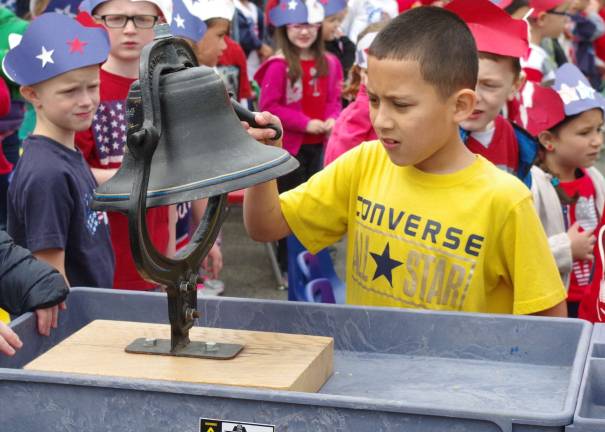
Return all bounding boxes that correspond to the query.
[531,300,567,317]
[242,112,292,242]
[33,249,67,282]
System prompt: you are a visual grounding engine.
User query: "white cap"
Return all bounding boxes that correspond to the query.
[355,31,378,69]
[196,0,235,21]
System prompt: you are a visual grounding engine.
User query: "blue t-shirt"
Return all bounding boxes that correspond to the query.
[7,135,115,288]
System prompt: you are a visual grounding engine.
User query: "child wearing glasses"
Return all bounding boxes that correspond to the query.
[522,0,571,84]
[75,0,175,291]
[254,0,343,273]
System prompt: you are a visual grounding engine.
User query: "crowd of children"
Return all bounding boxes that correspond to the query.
[4,0,605,353]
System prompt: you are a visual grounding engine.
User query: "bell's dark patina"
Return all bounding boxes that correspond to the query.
[92,25,298,358]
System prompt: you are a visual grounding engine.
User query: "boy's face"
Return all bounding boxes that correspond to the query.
[322,9,347,41]
[366,56,474,169]
[196,19,230,67]
[95,0,159,63]
[538,2,571,38]
[461,57,520,132]
[23,66,100,133]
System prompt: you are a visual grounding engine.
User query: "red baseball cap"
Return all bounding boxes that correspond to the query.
[528,0,567,17]
[446,0,529,58]
[518,82,566,136]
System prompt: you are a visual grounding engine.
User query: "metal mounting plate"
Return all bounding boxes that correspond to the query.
[125,338,244,359]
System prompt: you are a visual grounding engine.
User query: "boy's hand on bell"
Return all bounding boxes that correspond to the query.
[242,111,283,147]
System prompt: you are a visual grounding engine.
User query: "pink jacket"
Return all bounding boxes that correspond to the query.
[254,54,343,156]
[323,84,377,166]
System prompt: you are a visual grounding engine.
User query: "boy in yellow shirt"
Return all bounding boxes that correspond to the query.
[244,6,567,316]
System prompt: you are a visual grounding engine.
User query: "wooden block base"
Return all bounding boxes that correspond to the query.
[25,320,334,392]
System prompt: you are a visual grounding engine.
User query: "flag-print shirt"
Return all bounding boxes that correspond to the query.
[75,68,170,290]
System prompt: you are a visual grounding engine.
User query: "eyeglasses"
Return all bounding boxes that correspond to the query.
[96,15,159,29]
[286,23,321,31]
[546,9,571,17]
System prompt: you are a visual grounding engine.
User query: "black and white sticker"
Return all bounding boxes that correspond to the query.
[200,418,275,432]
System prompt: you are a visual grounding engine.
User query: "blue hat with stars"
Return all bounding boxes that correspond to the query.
[320,0,346,17]
[2,12,110,86]
[269,0,325,27]
[170,0,206,42]
[553,63,605,117]
[43,0,81,17]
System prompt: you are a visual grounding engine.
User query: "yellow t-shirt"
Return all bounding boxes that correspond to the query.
[280,140,566,314]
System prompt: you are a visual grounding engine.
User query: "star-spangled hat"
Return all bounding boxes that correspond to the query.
[2,12,110,86]
[170,0,206,41]
[518,82,565,136]
[79,0,173,24]
[355,31,377,69]
[43,0,81,17]
[269,0,325,27]
[319,0,346,17]
[528,0,566,18]
[446,0,529,58]
[553,63,605,117]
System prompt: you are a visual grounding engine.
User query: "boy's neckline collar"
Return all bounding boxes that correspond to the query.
[28,134,81,156]
[400,154,485,188]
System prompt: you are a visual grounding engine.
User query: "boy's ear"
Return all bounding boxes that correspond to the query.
[509,72,526,101]
[452,89,476,124]
[19,85,42,108]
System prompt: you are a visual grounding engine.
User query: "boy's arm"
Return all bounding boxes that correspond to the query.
[530,301,567,317]
[33,249,67,282]
[91,168,117,186]
[242,112,292,242]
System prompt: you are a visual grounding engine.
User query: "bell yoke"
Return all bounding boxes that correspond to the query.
[92,24,298,358]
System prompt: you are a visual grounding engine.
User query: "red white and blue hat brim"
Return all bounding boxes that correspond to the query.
[79,0,173,24]
[3,13,110,86]
[170,0,207,41]
[270,0,325,27]
[320,0,346,17]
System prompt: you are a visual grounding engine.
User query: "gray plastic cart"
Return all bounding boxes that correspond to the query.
[0,288,591,432]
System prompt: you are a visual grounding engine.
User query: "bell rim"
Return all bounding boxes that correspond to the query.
[94,151,293,203]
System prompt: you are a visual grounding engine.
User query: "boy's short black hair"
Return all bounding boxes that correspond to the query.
[368,7,478,99]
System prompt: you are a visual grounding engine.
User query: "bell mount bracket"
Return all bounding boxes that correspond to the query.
[124,25,243,359]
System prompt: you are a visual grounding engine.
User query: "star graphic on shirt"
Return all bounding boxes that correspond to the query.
[36,46,54,68]
[288,0,298,10]
[369,243,402,288]
[557,83,579,105]
[174,13,185,28]
[67,37,87,54]
[576,80,596,100]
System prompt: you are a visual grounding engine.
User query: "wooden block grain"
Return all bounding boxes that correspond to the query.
[25,320,333,392]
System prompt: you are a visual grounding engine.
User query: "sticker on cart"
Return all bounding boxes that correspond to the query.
[200,418,275,432]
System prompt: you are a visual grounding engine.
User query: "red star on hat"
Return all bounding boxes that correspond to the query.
[67,37,88,54]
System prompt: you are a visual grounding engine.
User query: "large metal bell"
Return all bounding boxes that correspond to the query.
[93,50,297,212]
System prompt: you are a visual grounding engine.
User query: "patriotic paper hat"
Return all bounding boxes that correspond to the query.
[170,0,206,41]
[518,82,565,136]
[43,0,81,17]
[320,0,346,17]
[553,63,605,116]
[446,0,529,58]
[195,0,235,21]
[528,0,566,18]
[79,0,173,24]
[3,12,110,86]
[269,0,325,27]
[355,31,378,69]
